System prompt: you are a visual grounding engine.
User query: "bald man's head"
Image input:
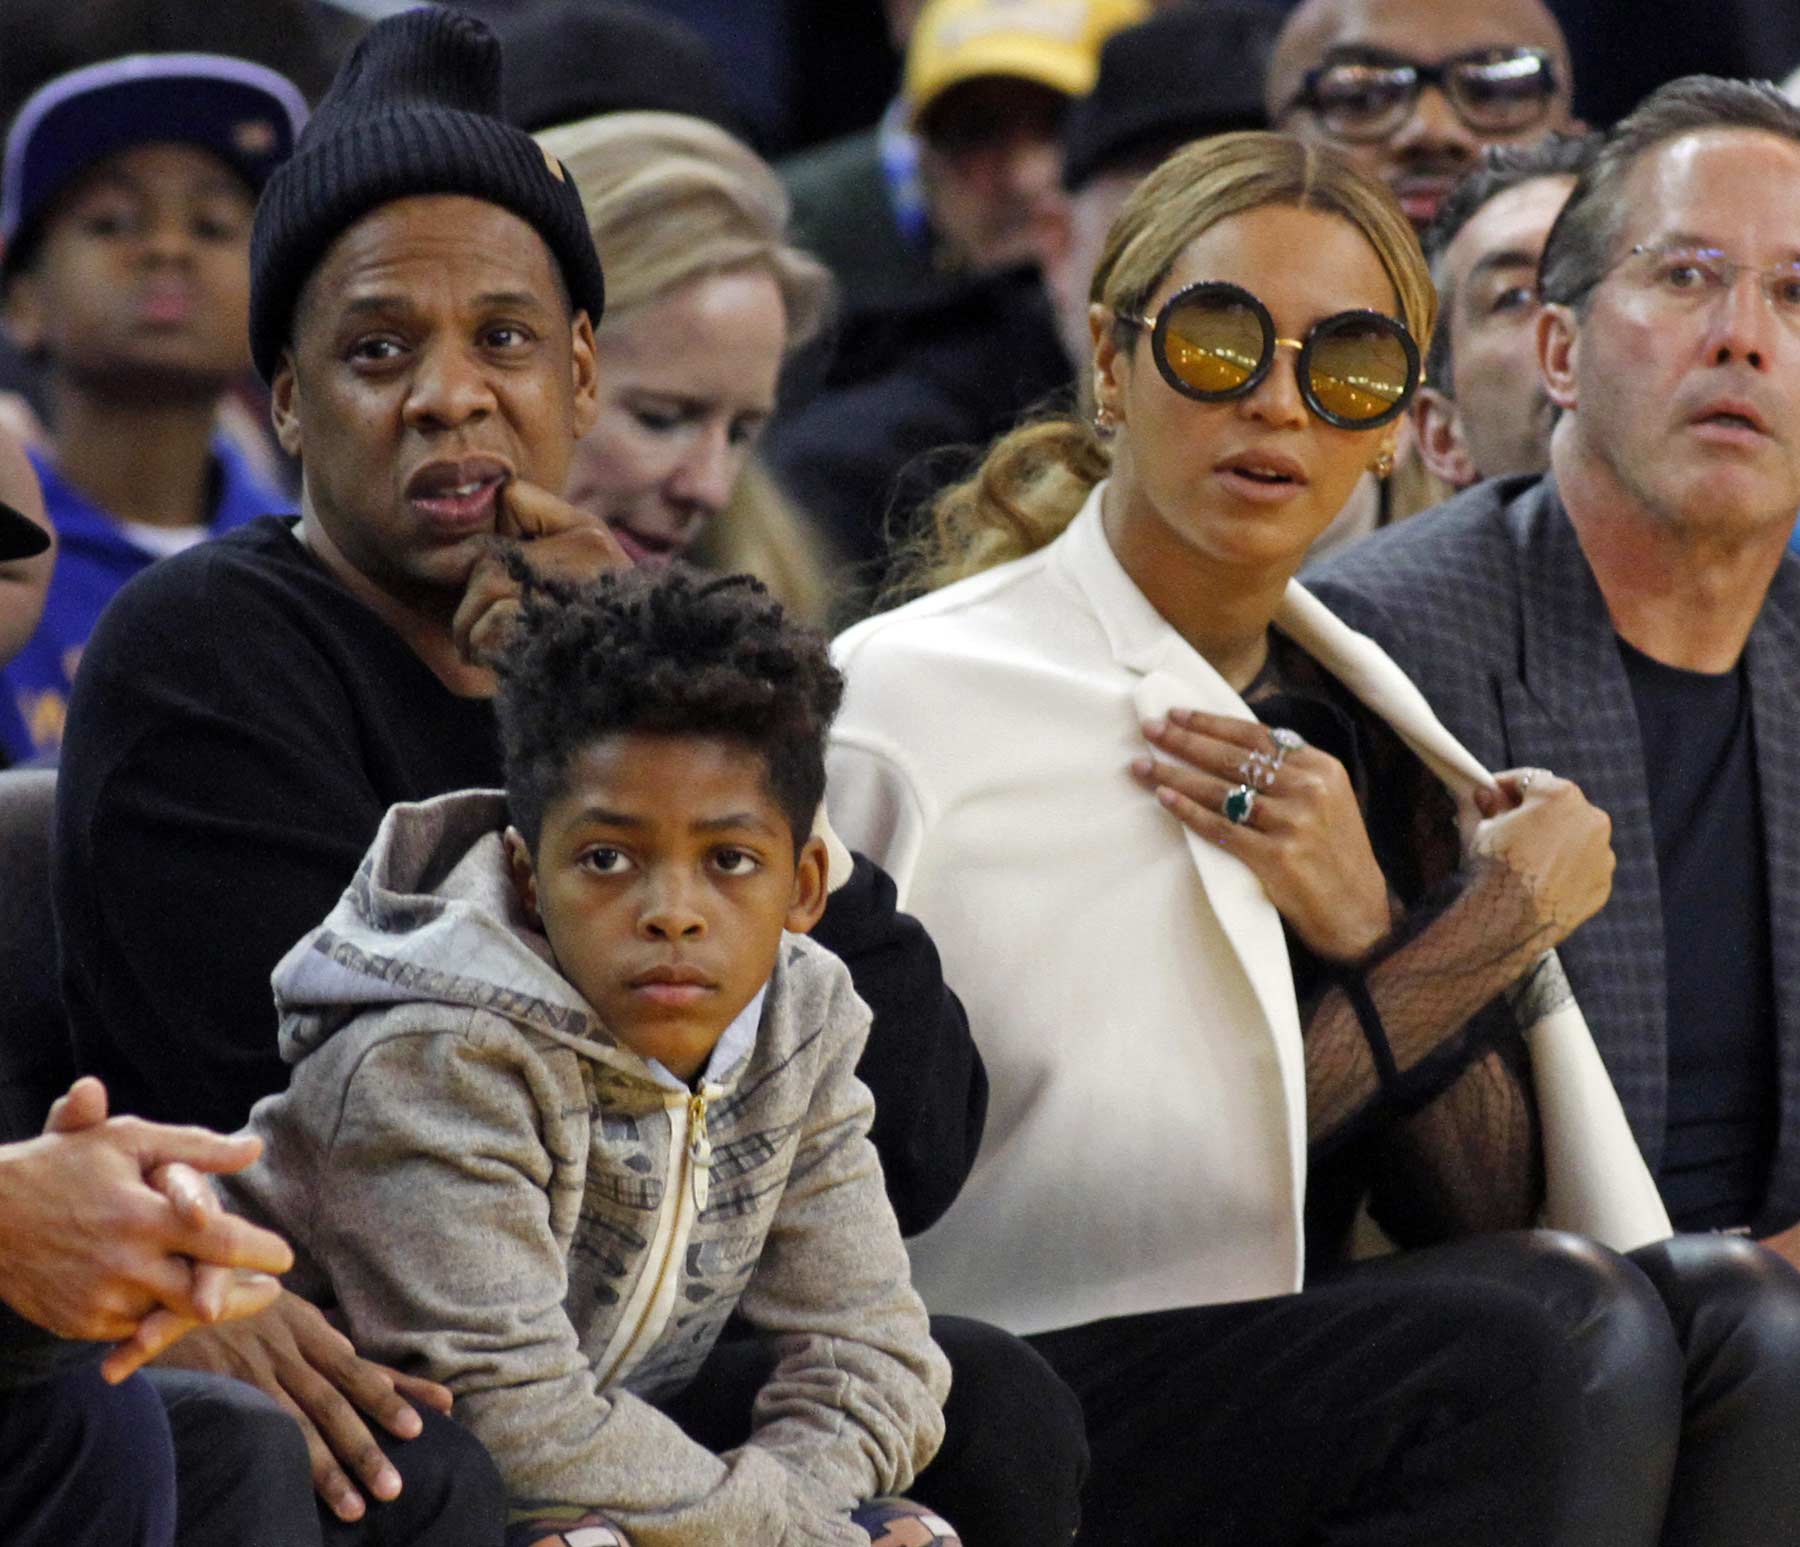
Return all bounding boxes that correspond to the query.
[1267,0,1574,228]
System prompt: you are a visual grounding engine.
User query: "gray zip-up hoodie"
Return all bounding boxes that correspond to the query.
[225,790,949,1546]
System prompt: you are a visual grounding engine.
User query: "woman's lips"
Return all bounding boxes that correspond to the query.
[608,523,680,569]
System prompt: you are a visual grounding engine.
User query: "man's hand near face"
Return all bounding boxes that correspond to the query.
[452,475,631,666]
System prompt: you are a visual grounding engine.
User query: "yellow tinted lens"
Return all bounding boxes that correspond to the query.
[1308,323,1410,422]
[1162,298,1265,395]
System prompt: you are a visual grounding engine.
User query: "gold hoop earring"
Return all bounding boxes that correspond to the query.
[1372,449,1395,478]
[1093,403,1118,441]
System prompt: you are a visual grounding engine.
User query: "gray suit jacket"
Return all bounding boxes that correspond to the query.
[1307,475,1800,1235]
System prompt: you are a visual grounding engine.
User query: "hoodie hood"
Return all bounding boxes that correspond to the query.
[273,789,654,1079]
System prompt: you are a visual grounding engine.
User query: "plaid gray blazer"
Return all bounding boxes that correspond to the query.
[1307,474,1800,1235]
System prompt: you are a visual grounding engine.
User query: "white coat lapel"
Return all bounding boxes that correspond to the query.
[1055,492,1309,1183]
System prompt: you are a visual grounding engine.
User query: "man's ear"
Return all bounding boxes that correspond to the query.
[1412,388,1478,489]
[570,310,599,439]
[270,350,304,459]
[503,825,542,926]
[1537,303,1579,412]
[783,834,830,935]
[1,272,46,358]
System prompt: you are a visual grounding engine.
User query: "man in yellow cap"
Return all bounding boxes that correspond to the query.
[769,0,1144,595]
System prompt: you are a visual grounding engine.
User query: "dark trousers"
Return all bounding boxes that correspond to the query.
[1028,1232,1607,1547]
[149,1368,507,1547]
[0,1362,177,1546]
[661,1313,1089,1544]
[1631,1234,1800,1547]
[1026,1230,1800,1547]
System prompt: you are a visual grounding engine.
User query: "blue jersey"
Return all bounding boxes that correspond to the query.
[1,440,290,761]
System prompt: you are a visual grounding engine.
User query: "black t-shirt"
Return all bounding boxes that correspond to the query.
[1619,637,1777,1230]
[53,517,984,1231]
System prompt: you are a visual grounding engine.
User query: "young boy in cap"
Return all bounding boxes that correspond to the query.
[226,567,958,1547]
[0,52,306,760]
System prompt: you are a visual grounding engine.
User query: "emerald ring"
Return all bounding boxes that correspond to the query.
[1223,783,1257,825]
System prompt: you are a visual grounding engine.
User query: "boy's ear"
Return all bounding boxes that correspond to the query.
[503,825,542,926]
[783,835,830,935]
[2,272,46,357]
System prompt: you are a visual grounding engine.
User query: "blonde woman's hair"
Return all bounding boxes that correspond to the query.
[536,110,833,349]
[900,131,1436,595]
[688,458,843,627]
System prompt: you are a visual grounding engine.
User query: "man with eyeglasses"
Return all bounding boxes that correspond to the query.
[1309,92,1800,1527]
[1411,133,1597,490]
[1266,0,1576,231]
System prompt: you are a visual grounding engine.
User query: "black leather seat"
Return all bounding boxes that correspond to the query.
[0,768,70,1140]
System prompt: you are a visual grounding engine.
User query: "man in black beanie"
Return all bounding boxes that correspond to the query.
[51,6,610,1534]
[55,9,1084,1541]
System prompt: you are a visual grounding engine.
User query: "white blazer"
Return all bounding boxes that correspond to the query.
[828,484,1667,1337]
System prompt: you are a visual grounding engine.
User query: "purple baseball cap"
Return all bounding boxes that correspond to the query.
[1,52,308,279]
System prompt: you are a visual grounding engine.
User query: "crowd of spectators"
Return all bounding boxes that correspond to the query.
[7,0,1800,1544]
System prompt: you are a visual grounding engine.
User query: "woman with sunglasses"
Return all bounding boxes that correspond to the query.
[826,132,1697,1545]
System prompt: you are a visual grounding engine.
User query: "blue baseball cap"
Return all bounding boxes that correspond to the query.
[1,52,308,280]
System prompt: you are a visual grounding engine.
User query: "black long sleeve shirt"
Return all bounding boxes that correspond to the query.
[54,517,983,1235]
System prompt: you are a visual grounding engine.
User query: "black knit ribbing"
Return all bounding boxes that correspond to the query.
[247,7,604,380]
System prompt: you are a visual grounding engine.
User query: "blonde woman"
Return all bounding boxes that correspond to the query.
[534,110,1091,1547]
[537,111,841,622]
[827,132,1787,1545]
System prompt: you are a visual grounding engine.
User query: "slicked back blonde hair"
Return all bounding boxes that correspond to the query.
[899,131,1434,595]
[536,110,833,349]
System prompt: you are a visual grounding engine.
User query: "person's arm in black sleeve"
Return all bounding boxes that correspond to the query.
[54,554,395,1133]
[808,853,987,1236]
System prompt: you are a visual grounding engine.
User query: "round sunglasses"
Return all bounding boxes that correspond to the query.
[1121,281,1421,430]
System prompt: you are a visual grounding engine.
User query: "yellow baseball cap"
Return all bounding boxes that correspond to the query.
[905,0,1151,126]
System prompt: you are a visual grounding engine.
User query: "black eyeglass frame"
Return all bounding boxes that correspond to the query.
[1122,281,1423,431]
[1284,47,1560,142]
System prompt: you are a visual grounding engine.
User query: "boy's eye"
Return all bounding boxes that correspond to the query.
[712,847,760,875]
[580,846,632,875]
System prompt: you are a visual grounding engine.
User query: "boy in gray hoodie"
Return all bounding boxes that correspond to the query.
[226,567,955,1547]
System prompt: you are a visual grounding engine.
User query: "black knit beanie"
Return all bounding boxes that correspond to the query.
[247,6,605,382]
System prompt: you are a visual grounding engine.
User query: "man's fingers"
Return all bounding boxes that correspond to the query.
[389,1369,455,1415]
[150,1161,216,1229]
[43,1076,109,1134]
[283,1354,406,1506]
[281,1386,373,1523]
[102,1307,198,1383]
[169,1208,295,1278]
[498,476,598,542]
[124,1119,263,1178]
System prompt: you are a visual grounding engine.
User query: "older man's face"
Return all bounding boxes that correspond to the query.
[1270,0,1574,229]
[1417,172,1573,486]
[1552,130,1800,542]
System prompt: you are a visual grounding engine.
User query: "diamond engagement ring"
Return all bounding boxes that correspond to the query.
[1269,727,1305,770]
[1223,783,1257,825]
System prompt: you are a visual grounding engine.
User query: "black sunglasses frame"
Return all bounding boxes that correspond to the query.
[1288,47,1559,142]
[1129,281,1422,431]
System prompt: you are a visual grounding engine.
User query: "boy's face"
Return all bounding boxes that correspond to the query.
[2,142,255,399]
[506,732,828,1082]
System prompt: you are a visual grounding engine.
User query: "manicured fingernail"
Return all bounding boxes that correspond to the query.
[334,1491,365,1521]
[1130,757,1152,778]
[1141,717,1164,737]
[394,1407,422,1438]
[373,1464,402,1500]
[1157,787,1177,807]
